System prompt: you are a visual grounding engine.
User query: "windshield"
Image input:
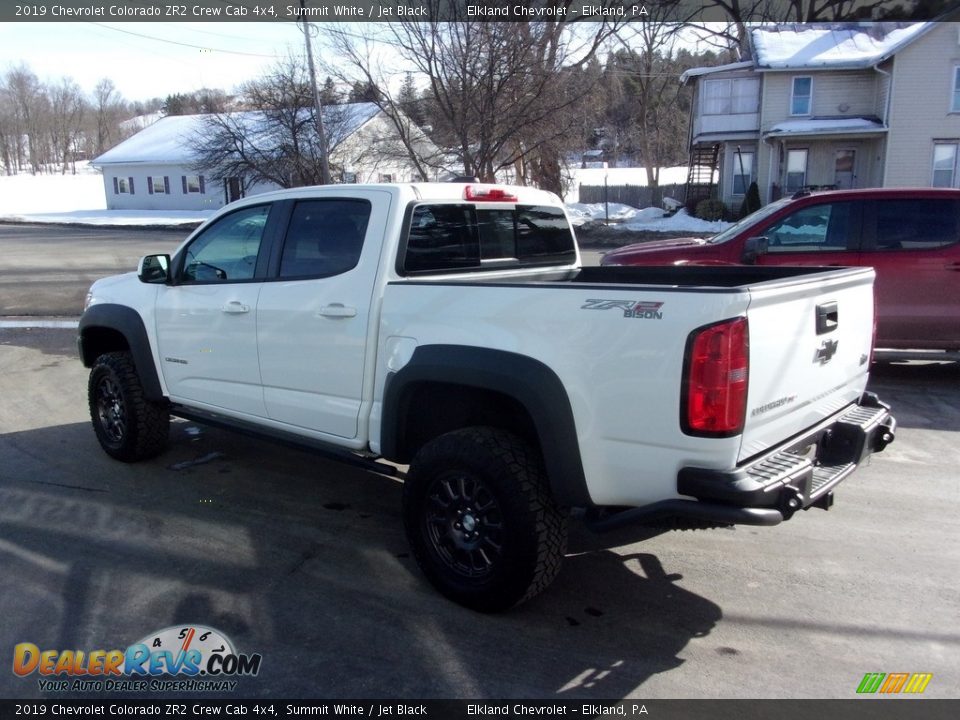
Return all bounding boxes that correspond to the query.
[707,197,793,244]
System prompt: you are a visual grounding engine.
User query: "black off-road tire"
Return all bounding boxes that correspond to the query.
[402,426,567,612]
[88,351,169,462]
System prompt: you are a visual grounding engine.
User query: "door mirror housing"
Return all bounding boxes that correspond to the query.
[741,236,769,264]
[138,254,171,284]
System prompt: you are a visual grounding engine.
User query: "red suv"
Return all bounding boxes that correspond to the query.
[601,188,960,351]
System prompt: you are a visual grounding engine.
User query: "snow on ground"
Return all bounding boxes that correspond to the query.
[0,163,724,233]
[0,162,210,226]
[567,202,731,234]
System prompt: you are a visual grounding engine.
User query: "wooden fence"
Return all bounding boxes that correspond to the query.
[578,183,686,209]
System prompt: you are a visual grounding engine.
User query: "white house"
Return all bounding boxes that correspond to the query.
[681,18,960,210]
[92,102,443,211]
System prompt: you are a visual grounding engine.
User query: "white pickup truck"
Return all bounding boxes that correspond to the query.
[78,183,895,611]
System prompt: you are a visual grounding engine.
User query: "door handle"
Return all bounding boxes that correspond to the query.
[816,301,839,335]
[947,263,960,272]
[221,301,250,314]
[318,303,357,318]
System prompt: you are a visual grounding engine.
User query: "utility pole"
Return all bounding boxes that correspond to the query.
[299,0,331,184]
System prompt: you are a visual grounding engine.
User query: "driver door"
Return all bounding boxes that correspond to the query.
[756,199,863,268]
[155,203,274,418]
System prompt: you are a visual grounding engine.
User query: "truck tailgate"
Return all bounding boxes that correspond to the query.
[739,267,875,463]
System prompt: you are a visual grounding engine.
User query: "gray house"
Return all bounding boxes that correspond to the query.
[93,103,442,211]
[682,19,960,210]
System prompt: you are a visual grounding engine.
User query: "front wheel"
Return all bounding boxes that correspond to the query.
[88,352,169,462]
[402,427,567,612]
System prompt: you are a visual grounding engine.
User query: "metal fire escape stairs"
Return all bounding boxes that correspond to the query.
[684,143,720,210]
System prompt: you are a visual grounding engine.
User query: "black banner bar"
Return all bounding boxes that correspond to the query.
[0,700,958,720]
[2,0,959,23]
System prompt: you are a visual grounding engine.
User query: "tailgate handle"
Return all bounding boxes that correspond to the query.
[816,301,839,335]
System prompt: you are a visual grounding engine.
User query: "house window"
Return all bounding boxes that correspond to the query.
[183,175,204,193]
[952,67,960,113]
[732,151,755,195]
[791,77,812,116]
[703,77,760,115]
[113,176,135,194]
[149,176,169,194]
[933,142,959,187]
[378,173,394,183]
[785,149,808,193]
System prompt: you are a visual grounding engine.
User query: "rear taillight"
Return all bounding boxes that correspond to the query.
[682,317,749,437]
[464,185,518,202]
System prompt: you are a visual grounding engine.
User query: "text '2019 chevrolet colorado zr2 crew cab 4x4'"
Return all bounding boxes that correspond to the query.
[78,183,895,612]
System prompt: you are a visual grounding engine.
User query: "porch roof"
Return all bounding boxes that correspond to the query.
[762,117,887,139]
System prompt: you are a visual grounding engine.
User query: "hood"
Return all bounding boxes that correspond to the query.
[602,236,711,264]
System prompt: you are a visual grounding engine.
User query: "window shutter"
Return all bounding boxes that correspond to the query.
[199,176,206,194]
[129,177,135,195]
[164,176,170,194]
[147,176,153,195]
[113,177,119,194]
[182,176,188,194]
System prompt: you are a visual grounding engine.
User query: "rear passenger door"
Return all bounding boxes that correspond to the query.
[256,190,391,440]
[861,197,960,348]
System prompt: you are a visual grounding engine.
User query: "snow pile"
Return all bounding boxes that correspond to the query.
[567,202,730,234]
[566,202,645,224]
[620,209,730,234]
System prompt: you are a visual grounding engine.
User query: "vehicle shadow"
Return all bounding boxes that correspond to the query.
[0,419,721,700]
[868,359,960,432]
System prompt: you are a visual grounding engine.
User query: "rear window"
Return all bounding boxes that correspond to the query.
[872,199,960,250]
[402,204,576,274]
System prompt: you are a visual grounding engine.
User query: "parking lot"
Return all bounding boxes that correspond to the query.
[0,224,958,700]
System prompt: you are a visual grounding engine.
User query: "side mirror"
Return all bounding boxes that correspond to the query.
[741,236,769,265]
[138,254,171,284]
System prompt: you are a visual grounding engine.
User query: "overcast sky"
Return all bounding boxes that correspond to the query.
[0,22,326,102]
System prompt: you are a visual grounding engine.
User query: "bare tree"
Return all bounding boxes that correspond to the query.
[48,78,87,174]
[321,2,623,194]
[189,55,357,189]
[4,65,47,173]
[608,17,700,206]
[93,78,126,156]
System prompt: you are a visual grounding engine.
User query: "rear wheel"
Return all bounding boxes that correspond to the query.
[402,427,567,612]
[88,352,169,462]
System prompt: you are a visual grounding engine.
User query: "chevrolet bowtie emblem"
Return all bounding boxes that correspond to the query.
[815,339,840,364]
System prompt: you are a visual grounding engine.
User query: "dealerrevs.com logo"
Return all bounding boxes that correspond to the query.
[13,625,262,693]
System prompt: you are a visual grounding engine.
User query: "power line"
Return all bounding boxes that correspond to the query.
[86,22,281,59]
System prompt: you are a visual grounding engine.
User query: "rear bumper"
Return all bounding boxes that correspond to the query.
[587,392,895,531]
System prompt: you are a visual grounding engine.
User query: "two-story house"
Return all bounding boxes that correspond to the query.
[682,19,960,212]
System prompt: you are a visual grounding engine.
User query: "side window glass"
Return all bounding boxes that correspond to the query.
[181,205,270,283]
[874,199,959,251]
[765,202,852,253]
[405,204,479,273]
[280,199,371,279]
